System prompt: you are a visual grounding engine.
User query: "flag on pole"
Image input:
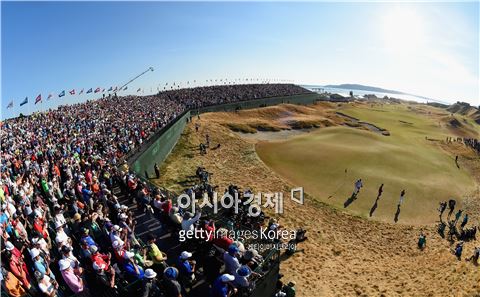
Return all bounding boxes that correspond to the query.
[86,88,93,94]
[79,89,84,95]
[20,97,28,106]
[48,93,53,99]
[108,87,113,92]
[7,100,13,108]
[35,94,42,104]
[94,87,100,93]
[69,89,75,95]
[59,90,66,97]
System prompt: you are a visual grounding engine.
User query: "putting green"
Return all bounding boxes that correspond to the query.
[256,104,478,224]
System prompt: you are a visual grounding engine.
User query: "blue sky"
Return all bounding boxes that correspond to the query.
[1,2,479,118]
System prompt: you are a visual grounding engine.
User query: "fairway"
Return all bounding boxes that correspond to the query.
[256,104,478,224]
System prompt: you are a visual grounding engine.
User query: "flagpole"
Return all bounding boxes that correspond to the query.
[118,67,154,92]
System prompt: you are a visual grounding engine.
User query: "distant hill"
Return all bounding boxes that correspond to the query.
[322,84,406,95]
[446,102,480,125]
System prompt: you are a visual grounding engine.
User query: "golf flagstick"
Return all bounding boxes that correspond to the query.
[327,168,348,199]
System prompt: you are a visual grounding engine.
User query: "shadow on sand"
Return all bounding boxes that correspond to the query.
[369,198,379,217]
[394,205,401,223]
[343,193,358,208]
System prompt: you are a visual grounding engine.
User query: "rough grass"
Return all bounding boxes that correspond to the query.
[223,123,257,133]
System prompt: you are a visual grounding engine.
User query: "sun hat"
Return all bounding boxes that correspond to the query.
[180,251,192,260]
[220,274,235,282]
[144,269,157,279]
[5,241,14,251]
[119,213,128,220]
[30,249,40,259]
[113,225,122,232]
[55,221,63,229]
[58,259,70,271]
[236,265,252,277]
[73,213,81,221]
[163,267,178,279]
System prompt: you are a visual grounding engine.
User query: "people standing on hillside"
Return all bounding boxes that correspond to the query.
[195,122,200,132]
[353,179,363,196]
[466,247,480,265]
[438,201,447,220]
[154,163,160,179]
[453,241,464,260]
[417,232,427,250]
[454,209,463,225]
[447,199,456,220]
[461,213,469,228]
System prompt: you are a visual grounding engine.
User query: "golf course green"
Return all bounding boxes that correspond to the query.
[256,104,478,224]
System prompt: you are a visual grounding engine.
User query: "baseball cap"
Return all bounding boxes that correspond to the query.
[180,251,192,260]
[220,274,235,282]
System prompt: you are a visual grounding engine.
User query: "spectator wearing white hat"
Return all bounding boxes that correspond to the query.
[31,248,55,280]
[177,251,196,288]
[110,225,125,246]
[212,274,237,297]
[92,260,116,293]
[59,259,84,294]
[5,249,31,291]
[141,269,160,297]
[54,222,71,250]
[122,250,144,281]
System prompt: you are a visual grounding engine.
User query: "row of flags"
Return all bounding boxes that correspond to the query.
[7,86,129,108]
[7,78,293,109]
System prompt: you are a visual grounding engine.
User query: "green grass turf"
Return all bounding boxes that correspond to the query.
[256,103,478,224]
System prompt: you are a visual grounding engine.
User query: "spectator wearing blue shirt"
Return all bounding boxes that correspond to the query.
[212,274,237,297]
[177,251,196,288]
[80,228,97,247]
[0,209,12,234]
[82,185,93,209]
[31,249,56,280]
[223,245,241,275]
[123,251,144,281]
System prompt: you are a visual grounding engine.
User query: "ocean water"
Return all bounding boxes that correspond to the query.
[305,86,439,104]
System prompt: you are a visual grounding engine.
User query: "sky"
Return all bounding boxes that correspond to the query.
[1,1,479,118]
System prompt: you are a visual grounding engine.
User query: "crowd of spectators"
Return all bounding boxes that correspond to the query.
[157,84,311,109]
[463,138,480,154]
[0,83,307,297]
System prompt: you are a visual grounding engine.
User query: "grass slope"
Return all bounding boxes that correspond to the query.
[256,103,477,224]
